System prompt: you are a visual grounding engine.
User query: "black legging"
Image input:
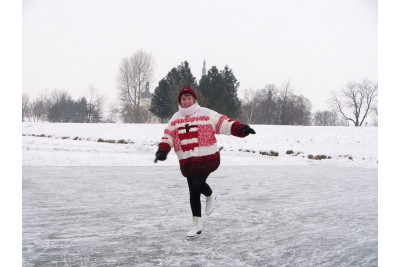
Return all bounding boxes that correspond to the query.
[186,173,213,217]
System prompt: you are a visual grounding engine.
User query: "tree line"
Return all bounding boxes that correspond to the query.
[22,86,105,123]
[23,49,378,126]
[239,82,313,125]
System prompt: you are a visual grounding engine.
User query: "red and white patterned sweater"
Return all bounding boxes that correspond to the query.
[157,103,249,177]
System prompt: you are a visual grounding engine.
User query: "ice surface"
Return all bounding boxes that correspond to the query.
[23,165,377,266]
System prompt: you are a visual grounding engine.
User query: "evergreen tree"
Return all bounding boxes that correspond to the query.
[198,66,225,113]
[150,61,197,122]
[48,94,69,122]
[198,65,241,118]
[73,97,87,123]
[221,66,241,118]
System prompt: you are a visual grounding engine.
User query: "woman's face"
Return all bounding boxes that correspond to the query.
[180,94,195,108]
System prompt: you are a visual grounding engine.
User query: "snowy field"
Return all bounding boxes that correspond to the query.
[22,123,378,266]
[22,122,377,168]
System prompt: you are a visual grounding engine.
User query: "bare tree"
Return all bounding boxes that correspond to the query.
[258,84,278,124]
[49,89,69,104]
[371,104,378,126]
[38,90,53,121]
[270,81,312,125]
[240,89,260,124]
[276,80,294,125]
[238,82,311,125]
[313,110,338,126]
[22,93,31,122]
[32,99,47,122]
[86,84,106,123]
[329,79,378,126]
[242,84,279,125]
[118,49,155,123]
[314,111,324,126]
[105,102,120,123]
[289,95,312,125]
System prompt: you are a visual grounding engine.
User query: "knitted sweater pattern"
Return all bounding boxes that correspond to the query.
[157,104,248,177]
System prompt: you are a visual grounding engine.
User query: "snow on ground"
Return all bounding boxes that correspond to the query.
[22,122,378,266]
[22,122,377,168]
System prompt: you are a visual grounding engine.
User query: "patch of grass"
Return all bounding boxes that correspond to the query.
[338,154,353,160]
[260,150,279,157]
[286,150,303,156]
[269,150,279,157]
[314,155,327,160]
[308,154,331,160]
[98,138,119,144]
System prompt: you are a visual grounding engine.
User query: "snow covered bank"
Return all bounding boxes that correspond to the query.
[22,122,377,168]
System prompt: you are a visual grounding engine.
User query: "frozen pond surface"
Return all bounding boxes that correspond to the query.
[23,165,377,266]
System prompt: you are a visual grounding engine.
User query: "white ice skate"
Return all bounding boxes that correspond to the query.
[205,192,216,215]
[186,216,202,238]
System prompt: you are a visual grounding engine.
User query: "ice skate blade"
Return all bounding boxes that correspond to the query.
[206,208,214,216]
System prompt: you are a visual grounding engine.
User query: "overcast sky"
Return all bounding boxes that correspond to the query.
[22,0,377,112]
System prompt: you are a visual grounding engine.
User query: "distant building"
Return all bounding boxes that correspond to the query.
[141,81,159,123]
[141,81,153,108]
[202,60,207,77]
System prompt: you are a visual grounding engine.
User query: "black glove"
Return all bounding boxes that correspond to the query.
[242,127,256,135]
[154,151,166,163]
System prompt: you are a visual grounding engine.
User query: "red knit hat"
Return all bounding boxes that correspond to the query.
[178,86,198,103]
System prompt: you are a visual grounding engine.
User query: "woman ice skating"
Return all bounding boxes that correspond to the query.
[154,85,256,238]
